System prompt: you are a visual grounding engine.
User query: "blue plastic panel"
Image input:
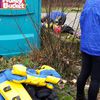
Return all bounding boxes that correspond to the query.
[0,0,41,56]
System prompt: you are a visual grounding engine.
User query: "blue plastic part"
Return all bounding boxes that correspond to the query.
[4,69,27,81]
[39,70,61,78]
[0,73,7,83]
[0,94,4,100]
[0,0,41,56]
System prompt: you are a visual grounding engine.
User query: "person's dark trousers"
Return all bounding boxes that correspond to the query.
[76,52,100,100]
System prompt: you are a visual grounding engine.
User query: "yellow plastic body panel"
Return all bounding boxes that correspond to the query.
[46,76,60,84]
[12,64,27,76]
[41,65,55,70]
[0,81,32,100]
[46,83,54,90]
[25,75,46,86]
[36,65,55,74]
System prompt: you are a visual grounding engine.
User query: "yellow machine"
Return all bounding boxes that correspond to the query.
[0,64,66,100]
[0,81,32,100]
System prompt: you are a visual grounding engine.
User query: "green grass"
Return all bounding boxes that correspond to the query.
[57,84,75,100]
[61,34,80,43]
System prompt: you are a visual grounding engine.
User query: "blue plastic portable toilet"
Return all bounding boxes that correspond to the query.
[0,0,41,56]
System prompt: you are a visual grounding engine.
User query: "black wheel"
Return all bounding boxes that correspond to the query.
[46,90,59,100]
[23,84,59,100]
